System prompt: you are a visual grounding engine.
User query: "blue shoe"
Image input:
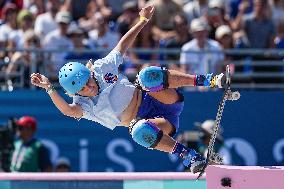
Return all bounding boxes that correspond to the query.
[182,150,206,173]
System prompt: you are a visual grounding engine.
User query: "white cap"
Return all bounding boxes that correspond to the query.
[56,11,72,24]
[190,18,210,33]
[55,157,71,167]
[209,0,225,9]
[215,25,232,39]
[196,119,223,141]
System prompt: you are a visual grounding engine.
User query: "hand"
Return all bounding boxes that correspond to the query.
[86,59,94,72]
[139,5,155,21]
[238,0,250,14]
[30,73,52,90]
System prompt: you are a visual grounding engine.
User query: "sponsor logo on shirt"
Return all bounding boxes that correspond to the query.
[104,73,118,83]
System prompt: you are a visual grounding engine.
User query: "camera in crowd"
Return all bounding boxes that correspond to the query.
[0,118,17,172]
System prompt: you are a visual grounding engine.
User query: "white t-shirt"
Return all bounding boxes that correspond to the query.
[0,24,14,42]
[8,30,24,48]
[43,29,74,71]
[88,30,119,54]
[34,12,58,41]
[73,50,136,129]
[180,39,224,75]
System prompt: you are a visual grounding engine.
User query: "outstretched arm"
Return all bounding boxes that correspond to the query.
[113,5,155,55]
[30,73,83,118]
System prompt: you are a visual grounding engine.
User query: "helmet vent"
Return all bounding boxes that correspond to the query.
[69,69,72,71]
[65,74,67,77]
[60,75,62,78]
[72,81,75,85]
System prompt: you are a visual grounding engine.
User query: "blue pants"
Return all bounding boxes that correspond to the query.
[136,91,184,136]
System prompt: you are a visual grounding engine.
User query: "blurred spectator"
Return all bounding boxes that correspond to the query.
[117,1,139,37]
[61,0,90,21]
[65,24,100,61]
[23,0,45,15]
[43,11,74,74]
[0,1,22,21]
[8,9,34,49]
[183,0,208,23]
[206,0,231,40]
[195,120,224,157]
[270,0,284,26]
[232,0,276,48]
[176,119,225,171]
[0,3,18,58]
[147,0,183,42]
[78,0,99,32]
[228,0,254,19]
[180,18,224,75]
[161,13,192,70]
[6,30,43,87]
[34,0,61,42]
[88,12,119,56]
[54,157,71,172]
[215,25,233,50]
[10,116,52,172]
[274,20,284,49]
[96,0,113,20]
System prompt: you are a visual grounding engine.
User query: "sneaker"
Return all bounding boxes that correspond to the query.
[182,151,207,174]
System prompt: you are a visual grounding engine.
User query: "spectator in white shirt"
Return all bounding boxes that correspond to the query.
[180,17,224,75]
[0,3,18,59]
[43,11,74,74]
[34,0,61,42]
[88,12,119,56]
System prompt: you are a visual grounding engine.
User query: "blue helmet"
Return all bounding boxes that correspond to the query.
[58,62,90,94]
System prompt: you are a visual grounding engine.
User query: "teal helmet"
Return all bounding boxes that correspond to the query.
[58,62,90,94]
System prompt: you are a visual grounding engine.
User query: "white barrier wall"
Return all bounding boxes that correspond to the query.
[206,165,284,189]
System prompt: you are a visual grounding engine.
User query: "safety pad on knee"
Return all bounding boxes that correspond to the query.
[131,119,163,149]
[136,66,169,92]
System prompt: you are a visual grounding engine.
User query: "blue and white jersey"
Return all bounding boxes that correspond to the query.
[73,50,136,130]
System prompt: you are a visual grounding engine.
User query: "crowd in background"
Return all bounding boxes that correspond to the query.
[0,0,283,88]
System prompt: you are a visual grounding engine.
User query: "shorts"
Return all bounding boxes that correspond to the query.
[136,91,184,136]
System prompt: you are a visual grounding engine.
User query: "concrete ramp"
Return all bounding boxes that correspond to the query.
[206,165,284,189]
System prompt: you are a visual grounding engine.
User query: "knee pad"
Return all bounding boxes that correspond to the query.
[130,119,163,149]
[136,66,169,92]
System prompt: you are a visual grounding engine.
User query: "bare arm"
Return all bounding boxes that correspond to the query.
[113,5,155,55]
[30,73,83,118]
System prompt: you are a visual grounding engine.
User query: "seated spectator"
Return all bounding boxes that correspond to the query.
[88,12,119,56]
[43,11,74,74]
[34,0,61,42]
[10,116,52,172]
[65,24,100,61]
[54,157,71,172]
[6,30,43,87]
[147,0,183,42]
[183,0,208,23]
[180,18,224,75]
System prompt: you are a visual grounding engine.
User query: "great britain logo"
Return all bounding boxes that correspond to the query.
[104,73,118,83]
